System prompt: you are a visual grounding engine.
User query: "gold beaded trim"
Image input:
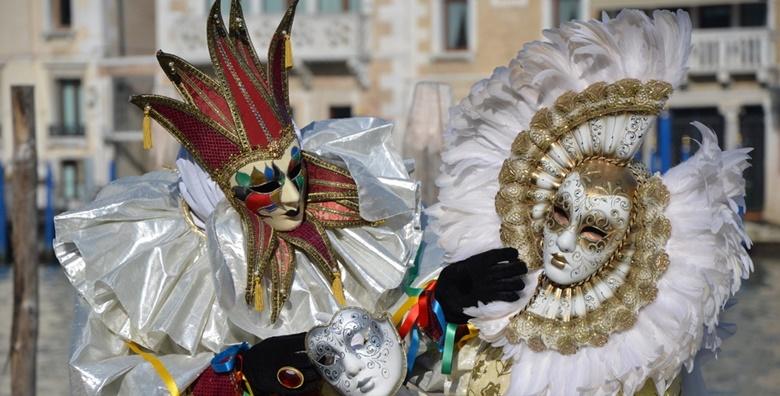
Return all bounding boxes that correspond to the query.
[506,175,670,354]
[495,79,674,354]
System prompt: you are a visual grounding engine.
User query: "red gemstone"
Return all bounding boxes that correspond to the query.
[277,367,304,389]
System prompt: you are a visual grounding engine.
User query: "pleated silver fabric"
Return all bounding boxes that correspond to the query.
[54,118,423,395]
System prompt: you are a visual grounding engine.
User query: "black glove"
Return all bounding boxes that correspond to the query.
[240,332,320,395]
[434,247,527,324]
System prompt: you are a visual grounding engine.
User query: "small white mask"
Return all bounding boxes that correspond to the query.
[306,307,405,396]
[542,161,636,285]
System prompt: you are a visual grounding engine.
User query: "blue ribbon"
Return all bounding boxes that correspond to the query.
[211,342,250,373]
[431,299,448,351]
[405,327,420,379]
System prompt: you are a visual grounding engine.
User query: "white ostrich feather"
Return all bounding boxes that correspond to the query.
[428,9,691,263]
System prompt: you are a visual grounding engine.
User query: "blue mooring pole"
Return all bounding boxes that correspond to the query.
[658,111,673,172]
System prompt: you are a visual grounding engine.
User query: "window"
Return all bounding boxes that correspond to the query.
[329,106,352,119]
[61,160,83,201]
[318,0,359,13]
[554,0,580,27]
[444,0,468,51]
[52,79,84,136]
[51,0,72,29]
[113,76,154,132]
[740,3,767,27]
[699,5,731,28]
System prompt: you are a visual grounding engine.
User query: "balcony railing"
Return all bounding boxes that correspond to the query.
[164,13,367,63]
[689,28,774,82]
[49,124,85,137]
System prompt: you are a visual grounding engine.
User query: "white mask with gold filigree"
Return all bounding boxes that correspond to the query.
[497,85,673,353]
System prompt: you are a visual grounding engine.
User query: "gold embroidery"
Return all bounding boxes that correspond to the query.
[467,344,514,396]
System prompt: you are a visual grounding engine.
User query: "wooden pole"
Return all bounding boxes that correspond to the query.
[10,85,38,396]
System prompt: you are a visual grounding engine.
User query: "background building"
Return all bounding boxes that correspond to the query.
[0,0,778,248]
[589,0,779,223]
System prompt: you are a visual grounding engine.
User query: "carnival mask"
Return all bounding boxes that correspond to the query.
[230,139,307,231]
[306,308,405,396]
[542,160,637,285]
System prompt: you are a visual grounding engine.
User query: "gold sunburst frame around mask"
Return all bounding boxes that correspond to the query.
[496,78,674,354]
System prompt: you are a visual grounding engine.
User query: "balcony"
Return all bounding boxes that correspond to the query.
[689,28,774,83]
[49,125,85,137]
[164,12,367,67]
[48,124,86,147]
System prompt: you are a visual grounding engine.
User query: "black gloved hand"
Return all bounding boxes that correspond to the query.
[240,332,320,395]
[434,247,527,324]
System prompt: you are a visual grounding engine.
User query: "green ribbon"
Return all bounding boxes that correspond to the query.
[441,322,458,375]
[402,240,426,296]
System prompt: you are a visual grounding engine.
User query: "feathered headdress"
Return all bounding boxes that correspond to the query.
[429,10,753,394]
[132,0,370,322]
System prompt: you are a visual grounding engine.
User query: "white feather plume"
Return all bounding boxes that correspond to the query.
[427,9,692,263]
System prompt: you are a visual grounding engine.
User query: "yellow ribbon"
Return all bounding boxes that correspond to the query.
[392,295,419,327]
[126,341,179,396]
[457,323,480,349]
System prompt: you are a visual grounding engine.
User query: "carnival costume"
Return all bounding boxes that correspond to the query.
[429,10,752,396]
[54,1,424,393]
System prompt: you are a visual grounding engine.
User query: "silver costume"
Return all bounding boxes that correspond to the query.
[54,118,423,395]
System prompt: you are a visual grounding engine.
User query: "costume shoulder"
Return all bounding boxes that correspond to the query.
[55,170,242,355]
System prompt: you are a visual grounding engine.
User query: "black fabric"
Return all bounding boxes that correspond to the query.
[240,332,321,395]
[434,248,527,324]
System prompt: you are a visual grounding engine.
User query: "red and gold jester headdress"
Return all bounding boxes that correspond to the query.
[131,0,371,321]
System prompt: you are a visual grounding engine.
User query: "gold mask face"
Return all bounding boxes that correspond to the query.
[542,160,637,285]
[230,139,307,231]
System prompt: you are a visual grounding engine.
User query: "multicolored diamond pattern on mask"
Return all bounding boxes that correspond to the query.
[232,165,283,212]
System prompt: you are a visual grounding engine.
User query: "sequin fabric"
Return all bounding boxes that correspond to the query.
[154,105,240,169]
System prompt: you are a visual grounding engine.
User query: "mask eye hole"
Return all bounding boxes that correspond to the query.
[553,205,569,226]
[317,353,335,366]
[581,226,607,242]
[350,332,367,349]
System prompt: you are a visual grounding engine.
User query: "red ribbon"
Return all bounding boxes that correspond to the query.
[398,281,443,342]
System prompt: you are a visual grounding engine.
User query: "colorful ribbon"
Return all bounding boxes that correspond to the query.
[406,327,420,377]
[211,342,250,373]
[393,242,481,378]
[126,341,179,396]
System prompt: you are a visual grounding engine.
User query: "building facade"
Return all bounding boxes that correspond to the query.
[1,0,778,226]
[0,0,157,216]
[587,0,778,223]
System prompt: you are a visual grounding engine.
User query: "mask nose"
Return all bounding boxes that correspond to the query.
[556,228,577,253]
[342,351,364,379]
[279,176,301,211]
